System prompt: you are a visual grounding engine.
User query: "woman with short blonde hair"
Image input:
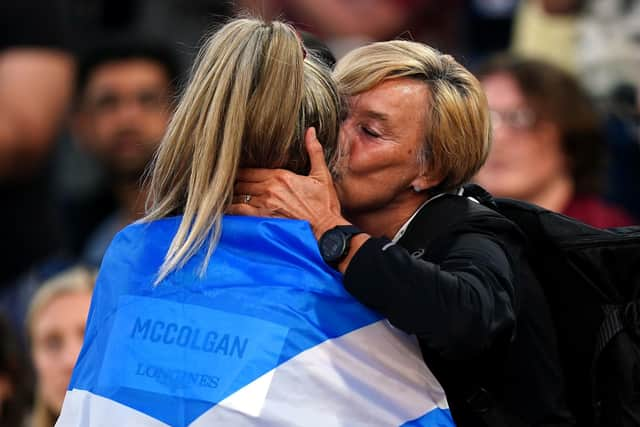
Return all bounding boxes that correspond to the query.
[334,40,491,194]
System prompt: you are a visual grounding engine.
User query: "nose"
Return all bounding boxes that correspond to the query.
[114,97,146,123]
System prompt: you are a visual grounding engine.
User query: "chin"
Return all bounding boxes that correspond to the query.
[343,197,388,218]
[336,194,361,217]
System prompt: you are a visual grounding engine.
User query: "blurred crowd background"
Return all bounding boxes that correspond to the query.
[1,0,639,425]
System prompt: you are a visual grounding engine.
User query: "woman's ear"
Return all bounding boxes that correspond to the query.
[410,174,441,193]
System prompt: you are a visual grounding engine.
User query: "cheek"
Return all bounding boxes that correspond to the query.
[337,125,353,158]
[519,136,566,180]
[146,112,170,136]
[33,348,61,401]
[346,137,382,174]
[487,135,537,171]
[479,140,567,198]
[71,332,85,360]
[93,117,118,141]
[33,343,56,375]
[32,357,48,384]
[33,342,75,409]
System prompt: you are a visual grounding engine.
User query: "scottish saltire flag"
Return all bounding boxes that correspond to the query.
[57,216,454,427]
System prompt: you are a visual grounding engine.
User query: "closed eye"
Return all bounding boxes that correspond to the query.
[361,126,381,138]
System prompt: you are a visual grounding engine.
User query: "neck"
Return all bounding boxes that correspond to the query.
[113,179,148,226]
[345,193,430,239]
[527,173,574,212]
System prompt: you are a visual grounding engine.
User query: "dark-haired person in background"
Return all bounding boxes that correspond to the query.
[0,1,74,291]
[69,40,180,267]
[0,1,77,350]
[0,312,30,427]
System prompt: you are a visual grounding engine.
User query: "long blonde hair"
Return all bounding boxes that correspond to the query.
[334,40,491,193]
[144,18,341,283]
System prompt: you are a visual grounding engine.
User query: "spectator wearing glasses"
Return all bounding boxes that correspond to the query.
[474,54,636,228]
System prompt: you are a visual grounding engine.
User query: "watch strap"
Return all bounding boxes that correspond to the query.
[319,224,364,267]
[332,225,362,238]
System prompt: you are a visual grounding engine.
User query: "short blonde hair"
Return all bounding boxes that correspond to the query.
[334,40,491,192]
[144,17,341,282]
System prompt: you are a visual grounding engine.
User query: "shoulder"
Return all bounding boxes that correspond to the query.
[113,216,181,245]
[100,217,180,273]
[396,194,526,267]
[415,194,522,240]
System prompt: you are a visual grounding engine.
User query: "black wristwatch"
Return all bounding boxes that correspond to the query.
[318,225,363,267]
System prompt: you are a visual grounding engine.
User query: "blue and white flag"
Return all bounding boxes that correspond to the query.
[57,216,454,427]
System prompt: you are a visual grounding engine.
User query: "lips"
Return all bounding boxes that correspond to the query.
[111,137,145,157]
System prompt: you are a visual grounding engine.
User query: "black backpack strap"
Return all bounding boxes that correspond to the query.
[597,300,640,356]
[592,299,640,420]
[591,303,627,415]
[595,304,629,360]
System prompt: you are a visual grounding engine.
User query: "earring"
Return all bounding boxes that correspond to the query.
[412,185,422,193]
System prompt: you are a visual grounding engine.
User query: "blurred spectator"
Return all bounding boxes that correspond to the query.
[134,0,233,69]
[0,2,74,180]
[512,0,640,99]
[463,0,520,63]
[238,0,456,58]
[511,0,582,73]
[69,40,179,267]
[0,313,30,427]
[0,1,74,288]
[26,266,95,427]
[52,1,231,252]
[576,0,640,98]
[474,54,637,227]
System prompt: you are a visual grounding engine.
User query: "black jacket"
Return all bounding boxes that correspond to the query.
[343,194,574,426]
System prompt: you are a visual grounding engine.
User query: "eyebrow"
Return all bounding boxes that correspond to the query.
[361,110,391,123]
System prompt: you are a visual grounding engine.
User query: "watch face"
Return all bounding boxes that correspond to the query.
[319,229,346,263]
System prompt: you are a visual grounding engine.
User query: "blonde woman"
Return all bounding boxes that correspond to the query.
[27,267,96,427]
[56,18,453,427]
